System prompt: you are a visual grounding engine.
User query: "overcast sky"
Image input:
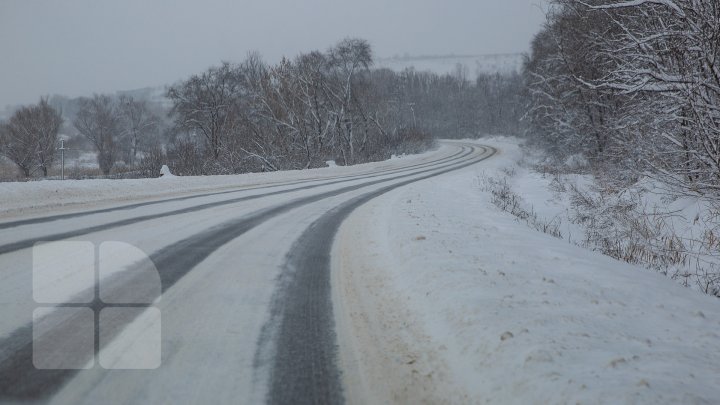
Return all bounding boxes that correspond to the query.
[0,0,547,109]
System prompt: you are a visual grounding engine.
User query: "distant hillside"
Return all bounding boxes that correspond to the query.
[0,86,171,123]
[376,53,524,76]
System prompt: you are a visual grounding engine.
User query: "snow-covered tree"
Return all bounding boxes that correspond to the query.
[118,95,159,165]
[74,95,121,175]
[0,98,63,177]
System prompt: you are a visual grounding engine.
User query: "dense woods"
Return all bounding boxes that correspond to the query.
[520,0,720,295]
[524,0,720,196]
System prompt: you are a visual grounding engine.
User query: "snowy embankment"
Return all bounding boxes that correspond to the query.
[334,137,719,404]
[493,147,720,297]
[0,149,441,221]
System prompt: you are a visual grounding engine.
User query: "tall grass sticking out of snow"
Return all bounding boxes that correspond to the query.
[567,183,720,297]
[478,169,563,239]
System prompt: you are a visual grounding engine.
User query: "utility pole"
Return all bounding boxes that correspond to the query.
[409,103,417,127]
[59,139,66,180]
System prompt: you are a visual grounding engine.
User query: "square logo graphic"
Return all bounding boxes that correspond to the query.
[32,241,162,370]
[33,307,95,370]
[99,307,162,370]
[33,241,95,304]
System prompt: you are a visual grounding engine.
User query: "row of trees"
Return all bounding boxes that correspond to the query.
[161,39,435,175]
[74,95,160,174]
[0,95,160,177]
[1,38,525,179]
[524,0,720,195]
[159,39,524,175]
[382,68,524,140]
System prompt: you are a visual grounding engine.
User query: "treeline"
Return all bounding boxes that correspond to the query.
[156,39,522,175]
[377,67,524,140]
[524,0,720,196]
[0,95,165,178]
[159,39,435,175]
[0,38,525,179]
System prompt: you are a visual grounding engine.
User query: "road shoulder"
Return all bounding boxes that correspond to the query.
[333,140,720,404]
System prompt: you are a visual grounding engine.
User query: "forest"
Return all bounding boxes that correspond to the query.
[524,0,720,198]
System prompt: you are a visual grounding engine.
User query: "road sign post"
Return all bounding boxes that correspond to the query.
[59,140,66,180]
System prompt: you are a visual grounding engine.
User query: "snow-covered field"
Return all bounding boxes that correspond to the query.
[376,53,523,76]
[0,149,441,220]
[334,137,720,404]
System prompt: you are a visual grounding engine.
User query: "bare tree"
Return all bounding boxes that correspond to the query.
[167,62,244,160]
[326,38,373,164]
[0,98,63,177]
[118,95,159,165]
[0,121,35,177]
[74,95,121,175]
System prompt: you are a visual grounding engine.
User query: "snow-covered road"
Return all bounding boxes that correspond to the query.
[0,141,496,403]
[2,138,717,404]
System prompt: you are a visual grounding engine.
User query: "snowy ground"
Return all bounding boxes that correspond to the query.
[490,144,720,296]
[334,137,720,404]
[0,141,488,403]
[1,138,718,403]
[0,148,441,220]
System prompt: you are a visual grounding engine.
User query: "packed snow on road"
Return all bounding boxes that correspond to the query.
[0,139,717,404]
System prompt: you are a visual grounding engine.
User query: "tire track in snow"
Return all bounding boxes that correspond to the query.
[261,146,496,404]
[0,148,467,256]
[0,147,463,231]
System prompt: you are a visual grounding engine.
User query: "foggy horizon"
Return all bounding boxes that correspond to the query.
[0,0,547,109]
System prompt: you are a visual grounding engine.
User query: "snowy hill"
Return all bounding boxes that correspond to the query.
[376,53,524,76]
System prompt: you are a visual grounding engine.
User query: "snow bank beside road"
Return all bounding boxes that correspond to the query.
[0,146,446,220]
[490,144,720,296]
[334,138,720,404]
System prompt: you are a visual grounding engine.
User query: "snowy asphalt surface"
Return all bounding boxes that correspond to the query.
[0,142,495,404]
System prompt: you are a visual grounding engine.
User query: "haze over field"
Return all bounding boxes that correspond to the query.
[0,0,547,109]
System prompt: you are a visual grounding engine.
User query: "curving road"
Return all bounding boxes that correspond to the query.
[0,141,495,404]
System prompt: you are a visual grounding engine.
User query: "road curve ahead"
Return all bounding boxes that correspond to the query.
[0,141,496,404]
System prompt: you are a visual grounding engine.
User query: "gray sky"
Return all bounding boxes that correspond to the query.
[0,0,547,109]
